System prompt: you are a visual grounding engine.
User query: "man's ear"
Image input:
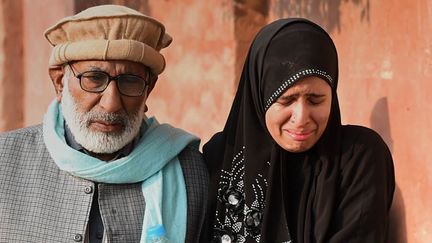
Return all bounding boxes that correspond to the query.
[49,66,65,102]
[146,74,158,97]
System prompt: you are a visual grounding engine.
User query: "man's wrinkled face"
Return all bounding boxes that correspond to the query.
[60,60,150,154]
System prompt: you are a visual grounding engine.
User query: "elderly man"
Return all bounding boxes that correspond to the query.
[0,5,207,243]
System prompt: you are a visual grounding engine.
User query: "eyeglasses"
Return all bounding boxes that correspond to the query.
[67,63,149,97]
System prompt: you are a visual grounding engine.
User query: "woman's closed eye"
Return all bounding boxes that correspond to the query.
[276,96,296,106]
[307,94,327,105]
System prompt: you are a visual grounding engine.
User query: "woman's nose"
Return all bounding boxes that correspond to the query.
[290,101,310,126]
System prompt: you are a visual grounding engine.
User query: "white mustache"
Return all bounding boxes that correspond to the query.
[84,110,128,126]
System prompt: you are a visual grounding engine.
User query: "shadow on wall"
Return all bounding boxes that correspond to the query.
[370,97,393,151]
[272,0,370,33]
[370,97,407,242]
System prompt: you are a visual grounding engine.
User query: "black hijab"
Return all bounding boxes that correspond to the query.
[203,18,341,243]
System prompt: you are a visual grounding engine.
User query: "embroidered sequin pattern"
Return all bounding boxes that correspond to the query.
[214,146,270,243]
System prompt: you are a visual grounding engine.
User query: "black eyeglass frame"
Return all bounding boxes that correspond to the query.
[66,63,150,97]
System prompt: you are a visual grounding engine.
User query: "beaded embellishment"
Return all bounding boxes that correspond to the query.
[214,146,269,243]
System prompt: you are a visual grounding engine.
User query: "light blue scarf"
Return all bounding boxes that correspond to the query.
[42,100,199,242]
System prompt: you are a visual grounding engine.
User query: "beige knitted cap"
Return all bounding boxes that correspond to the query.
[44,5,172,74]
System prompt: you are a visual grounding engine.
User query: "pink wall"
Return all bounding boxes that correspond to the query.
[21,0,74,126]
[0,0,430,242]
[336,2,431,241]
[0,0,24,130]
[145,0,237,145]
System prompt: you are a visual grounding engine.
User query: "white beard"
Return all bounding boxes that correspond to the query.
[60,78,145,154]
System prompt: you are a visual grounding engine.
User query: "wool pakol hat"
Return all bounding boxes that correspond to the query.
[44,4,172,74]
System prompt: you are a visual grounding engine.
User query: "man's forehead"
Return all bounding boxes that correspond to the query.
[71,60,149,73]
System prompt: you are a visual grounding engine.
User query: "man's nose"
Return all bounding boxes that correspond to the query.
[98,80,123,113]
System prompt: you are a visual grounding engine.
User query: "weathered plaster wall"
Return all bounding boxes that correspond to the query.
[20,0,74,126]
[145,0,237,144]
[0,0,24,131]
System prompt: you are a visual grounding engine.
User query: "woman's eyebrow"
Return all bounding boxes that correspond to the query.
[277,93,298,100]
[306,93,326,98]
[278,91,326,99]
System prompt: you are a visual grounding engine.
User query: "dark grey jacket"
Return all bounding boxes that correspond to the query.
[0,125,208,243]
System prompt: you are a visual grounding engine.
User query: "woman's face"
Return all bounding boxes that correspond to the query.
[265,76,332,153]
